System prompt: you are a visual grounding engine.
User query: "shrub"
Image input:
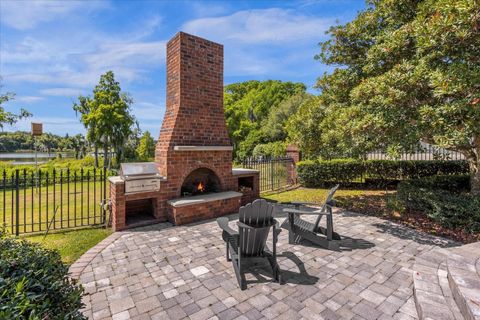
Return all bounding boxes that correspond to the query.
[297,159,363,187]
[364,160,469,182]
[297,159,469,187]
[397,175,479,232]
[0,229,85,319]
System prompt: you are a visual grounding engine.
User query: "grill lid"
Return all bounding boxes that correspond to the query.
[120,162,161,179]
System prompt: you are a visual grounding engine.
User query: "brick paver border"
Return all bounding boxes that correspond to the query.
[68,232,122,279]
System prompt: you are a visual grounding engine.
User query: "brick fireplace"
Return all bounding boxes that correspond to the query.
[108,32,260,230]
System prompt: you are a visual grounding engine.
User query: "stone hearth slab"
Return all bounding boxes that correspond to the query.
[167,191,242,208]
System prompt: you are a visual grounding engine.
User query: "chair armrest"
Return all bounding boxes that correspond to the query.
[217,217,238,236]
[236,221,257,230]
[282,208,330,216]
[327,200,336,207]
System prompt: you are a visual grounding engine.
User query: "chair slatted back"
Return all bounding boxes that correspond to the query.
[238,199,274,256]
[312,184,339,231]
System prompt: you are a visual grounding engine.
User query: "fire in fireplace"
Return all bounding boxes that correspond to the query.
[181,168,221,196]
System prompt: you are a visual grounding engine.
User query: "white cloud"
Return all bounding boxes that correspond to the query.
[1,11,166,88]
[15,96,44,103]
[82,41,166,71]
[180,8,333,77]
[132,102,165,121]
[0,0,109,30]
[183,8,333,44]
[40,88,84,97]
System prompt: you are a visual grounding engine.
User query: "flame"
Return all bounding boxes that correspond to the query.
[197,182,205,192]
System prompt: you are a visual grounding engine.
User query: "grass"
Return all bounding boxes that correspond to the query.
[1,180,108,234]
[263,187,386,207]
[23,227,112,265]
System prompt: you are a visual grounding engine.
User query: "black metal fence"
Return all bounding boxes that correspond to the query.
[242,157,295,192]
[367,145,465,161]
[1,168,108,235]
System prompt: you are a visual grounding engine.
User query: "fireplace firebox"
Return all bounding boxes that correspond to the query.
[181,168,221,196]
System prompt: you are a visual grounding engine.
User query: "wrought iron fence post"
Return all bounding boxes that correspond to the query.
[270,159,274,191]
[15,169,19,236]
[102,166,107,225]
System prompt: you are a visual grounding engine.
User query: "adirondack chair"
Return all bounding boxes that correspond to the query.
[282,185,342,250]
[217,199,281,290]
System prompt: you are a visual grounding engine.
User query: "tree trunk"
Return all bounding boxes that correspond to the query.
[116,146,122,166]
[471,159,480,195]
[103,144,109,169]
[94,146,99,167]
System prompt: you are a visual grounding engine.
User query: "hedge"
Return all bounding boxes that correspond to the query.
[0,229,85,319]
[397,175,479,232]
[297,159,469,187]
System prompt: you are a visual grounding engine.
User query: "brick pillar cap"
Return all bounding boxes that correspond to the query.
[286,144,299,152]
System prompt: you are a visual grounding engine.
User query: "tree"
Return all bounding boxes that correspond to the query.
[294,0,480,193]
[73,95,100,166]
[66,134,87,159]
[124,128,142,160]
[224,80,306,159]
[263,93,310,142]
[73,71,136,168]
[36,133,59,154]
[136,131,155,161]
[0,80,31,130]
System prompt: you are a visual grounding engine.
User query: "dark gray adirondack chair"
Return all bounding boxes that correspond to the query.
[282,185,342,250]
[217,199,281,290]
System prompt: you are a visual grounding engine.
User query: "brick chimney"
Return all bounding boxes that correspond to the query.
[155,32,235,198]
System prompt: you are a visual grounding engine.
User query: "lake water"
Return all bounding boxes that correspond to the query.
[0,152,74,165]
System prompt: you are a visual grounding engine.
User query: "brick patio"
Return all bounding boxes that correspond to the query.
[72,206,457,320]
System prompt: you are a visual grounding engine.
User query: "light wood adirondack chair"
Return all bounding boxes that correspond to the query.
[282,185,342,250]
[217,199,281,290]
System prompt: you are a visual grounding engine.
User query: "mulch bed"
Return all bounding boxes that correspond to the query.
[337,191,480,244]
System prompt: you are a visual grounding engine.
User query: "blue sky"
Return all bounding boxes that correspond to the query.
[0,0,365,137]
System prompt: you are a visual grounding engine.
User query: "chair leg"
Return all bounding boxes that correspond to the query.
[288,212,296,244]
[226,243,231,261]
[266,254,280,282]
[326,214,333,241]
[272,225,280,282]
[288,229,295,244]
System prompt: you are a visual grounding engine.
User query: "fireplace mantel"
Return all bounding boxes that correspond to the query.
[173,146,233,151]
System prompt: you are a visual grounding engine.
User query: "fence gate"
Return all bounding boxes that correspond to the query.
[1,168,108,236]
[242,157,295,192]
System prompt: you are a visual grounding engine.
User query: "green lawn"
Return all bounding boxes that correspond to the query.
[24,227,112,265]
[1,180,108,234]
[263,187,383,204]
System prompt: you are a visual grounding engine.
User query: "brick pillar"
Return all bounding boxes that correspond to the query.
[286,144,301,184]
[109,178,126,231]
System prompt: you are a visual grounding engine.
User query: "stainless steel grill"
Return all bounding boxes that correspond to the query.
[119,162,164,194]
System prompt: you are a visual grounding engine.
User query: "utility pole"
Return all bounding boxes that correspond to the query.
[31,122,43,191]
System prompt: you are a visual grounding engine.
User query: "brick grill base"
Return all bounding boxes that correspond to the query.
[168,196,241,225]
